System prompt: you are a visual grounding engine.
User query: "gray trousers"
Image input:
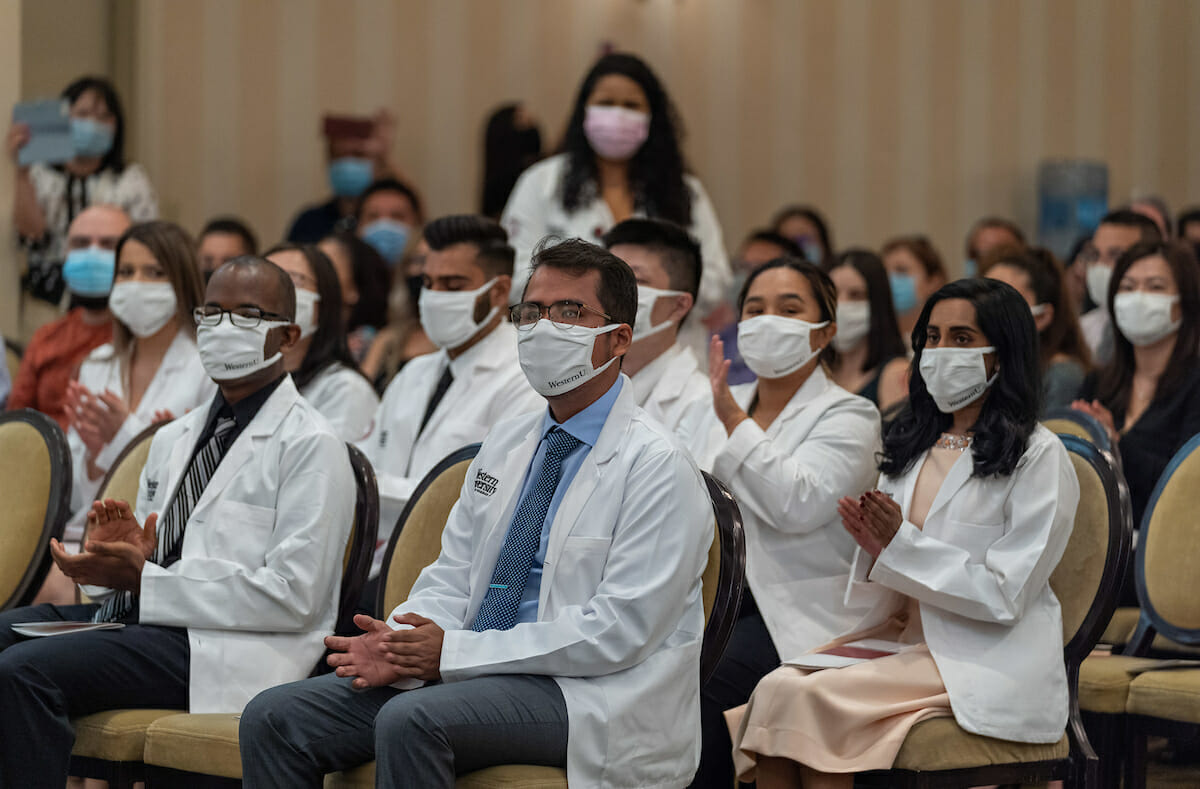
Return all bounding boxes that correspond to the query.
[239,672,569,789]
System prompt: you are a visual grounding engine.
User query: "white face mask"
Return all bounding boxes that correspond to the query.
[831,301,871,352]
[632,284,685,342]
[418,278,499,350]
[108,281,178,339]
[737,314,828,379]
[1114,292,1181,347]
[919,346,998,413]
[294,288,321,340]
[1086,264,1113,309]
[517,319,620,397]
[197,319,291,381]
[1030,303,1048,318]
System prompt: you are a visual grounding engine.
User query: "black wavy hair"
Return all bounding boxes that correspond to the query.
[879,278,1041,478]
[826,249,906,372]
[559,53,693,227]
[263,243,364,389]
[356,178,425,224]
[62,76,126,173]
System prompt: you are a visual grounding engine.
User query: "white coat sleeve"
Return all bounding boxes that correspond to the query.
[138,430,355,632]
[500,165,552,305]
[436,447,710,681]
[356,368,421,521]
[711,398,881,534]
[869,439,1079,624]
[313,371,380,443]
[686,177,732,322]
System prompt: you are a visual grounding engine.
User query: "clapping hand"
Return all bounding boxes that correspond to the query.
[83,498,159,557]
[66,382,130,455]
[708,335,748,435]
[49,501,158,591]
[840,491,903,558]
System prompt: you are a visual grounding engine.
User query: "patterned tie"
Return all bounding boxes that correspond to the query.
[94,415,238,623]
[471,427,581,632]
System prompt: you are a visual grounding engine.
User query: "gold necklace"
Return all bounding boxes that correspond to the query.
[935,432,972,451]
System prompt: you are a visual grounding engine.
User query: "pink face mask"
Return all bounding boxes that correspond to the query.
[583,106,650,161]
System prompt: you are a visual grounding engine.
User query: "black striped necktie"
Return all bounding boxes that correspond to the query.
[93,415,238,623]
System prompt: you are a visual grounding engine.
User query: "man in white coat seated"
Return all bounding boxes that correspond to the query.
[0,257,355,789]
[603,218,710,450]
[239,239,713,789]
[357,214,542,581]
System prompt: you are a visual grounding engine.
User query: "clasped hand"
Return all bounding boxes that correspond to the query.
[839,490,903,558]
[50,498,159,591]
[325,613,445,689]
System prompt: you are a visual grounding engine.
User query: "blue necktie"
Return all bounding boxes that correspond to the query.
[471,427,581,632]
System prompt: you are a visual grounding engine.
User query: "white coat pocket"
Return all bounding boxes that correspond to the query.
[945,519,1004,563]
[552,536,611,603]
[207,500,276,565]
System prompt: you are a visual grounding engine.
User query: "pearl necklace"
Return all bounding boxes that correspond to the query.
[935,432,972,451]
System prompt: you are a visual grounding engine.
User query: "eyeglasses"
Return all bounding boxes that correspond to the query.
[509,300,612,328]
[193,306,291,328]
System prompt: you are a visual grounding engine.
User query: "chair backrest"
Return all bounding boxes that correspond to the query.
[1042,407,1113,454]
[0,410,72,610]
[337,444,379,635]
[1049,435,1132,669]
[4,338,22,391]
[95,421,170,504]
[1130,432,1200,649]
[699,472,746,686]
[377,444,481,616]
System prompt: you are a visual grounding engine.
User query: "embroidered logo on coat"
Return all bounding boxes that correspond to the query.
[474,470,499,496]
[145,479,159,500]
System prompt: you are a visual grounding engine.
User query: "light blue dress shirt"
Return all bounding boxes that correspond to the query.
[513,377,623,623]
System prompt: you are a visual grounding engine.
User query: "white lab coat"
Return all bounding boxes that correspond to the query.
[684,366,882,660]
[842,424,1078,743]
[391,380,711,788]
[66,330,216,535]
[500,154,731,355]
[358,322,542,567]
[629,343,710,448]
[88,377,356,713]
[298,361,379,442]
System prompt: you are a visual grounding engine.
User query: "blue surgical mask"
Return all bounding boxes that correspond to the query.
[963,258,978,278]
[361,218,410,265]
[889,272,919,314]
[328,157,374,198]
[62,247,115,297]
[795,236,823,264]
[71,118,114,158]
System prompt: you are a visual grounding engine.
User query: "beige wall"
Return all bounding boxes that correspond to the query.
[20,0,112,99]
[25,0,1200,279]
[1,1,22,339]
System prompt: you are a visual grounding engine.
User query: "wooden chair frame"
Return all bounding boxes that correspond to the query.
[860,435,1131,789]
[1,409,73,611]
[699,472,745,686]
[1116,433,1200,789]
[1043,407,1116,457]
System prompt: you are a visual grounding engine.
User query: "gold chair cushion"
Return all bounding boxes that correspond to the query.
[1042,419,1093,444]
[456,765,568,788]
[1049,452,1110,642]
[324,762,567,789]
[143,712,242,778]
[97,433,154,504]
[1128,668,1200,724]
[1142,447,1200,630]
[71,709,181,762]
[0,420,52,606]
[1079,655,1162,714]
[1101,607,1140,646]
[891,716,1068,770]
[381,458,473,613]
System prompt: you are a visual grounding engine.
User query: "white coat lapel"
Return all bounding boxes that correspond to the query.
[190,379,298,518]
[465,418,545,617]
[538,385,631,601]
[922,448,974,524]
[403,353,449,451]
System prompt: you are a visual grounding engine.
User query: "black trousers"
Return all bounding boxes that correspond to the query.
[0,603,189,789]
[690,592,780,789]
